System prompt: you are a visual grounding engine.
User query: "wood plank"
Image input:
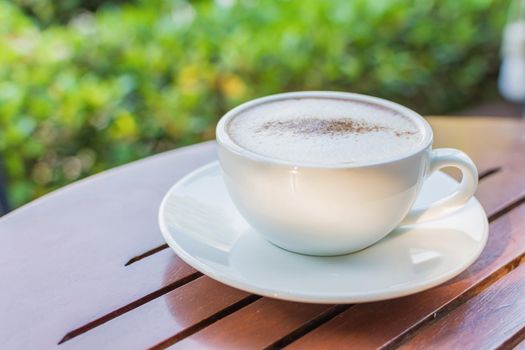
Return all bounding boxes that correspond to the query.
[515,339,525,350]
[429,117,525,165]
[429,117,525,181]
[0,142,216,349]
[167,299,333,350]
[60,277,250,350]
[475,165,525,220]
[286,201,525,350]
[57,250,200,345]
[398,261,525,350]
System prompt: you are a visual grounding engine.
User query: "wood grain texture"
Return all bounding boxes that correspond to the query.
[429,117,525,164]
[398,261,525,350]
[60,277,249,350]
[515,339,525,350]
[0,142,216,349]
[429,117,525,181]
[0,118,524,349]
[475,166,525,221]
[168,299,333,350]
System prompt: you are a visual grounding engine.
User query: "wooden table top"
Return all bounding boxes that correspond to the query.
[1,116,525,350]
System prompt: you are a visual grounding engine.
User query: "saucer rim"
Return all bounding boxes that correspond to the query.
[158,161,489,303]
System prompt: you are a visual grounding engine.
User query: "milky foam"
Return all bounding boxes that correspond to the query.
[227,98,424,165]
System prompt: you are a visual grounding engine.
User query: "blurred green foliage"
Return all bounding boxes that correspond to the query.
[1,0,508,207]
[11,0,128,26]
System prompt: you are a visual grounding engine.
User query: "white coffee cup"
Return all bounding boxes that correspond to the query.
[216,91,478,256]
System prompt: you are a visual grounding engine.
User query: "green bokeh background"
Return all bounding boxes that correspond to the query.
[1,0,508,207]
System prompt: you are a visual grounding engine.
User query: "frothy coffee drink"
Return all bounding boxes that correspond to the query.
[227,97,424,164]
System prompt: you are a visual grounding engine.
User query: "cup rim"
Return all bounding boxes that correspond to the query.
[216,91,434,169]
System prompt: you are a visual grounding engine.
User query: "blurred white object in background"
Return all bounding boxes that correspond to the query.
[499,22,525,102]
[498,0,525,115]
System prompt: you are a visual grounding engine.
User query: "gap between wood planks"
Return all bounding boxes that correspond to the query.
[125,244,169,266]
[385,250,525,349]
[149,295,263,350]
[497,325,525,349]
[58,165,510,346]
[264,304,353,350]
[58,272,202,345]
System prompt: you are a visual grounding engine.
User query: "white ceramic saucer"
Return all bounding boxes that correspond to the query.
[159,161,488,303]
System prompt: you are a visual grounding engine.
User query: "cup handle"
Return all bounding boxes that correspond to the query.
[401,148,478,225]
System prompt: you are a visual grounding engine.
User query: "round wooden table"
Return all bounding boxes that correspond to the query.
[2,117,525,350]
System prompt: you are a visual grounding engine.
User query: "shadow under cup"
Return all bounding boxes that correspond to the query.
[216,91,434,256]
